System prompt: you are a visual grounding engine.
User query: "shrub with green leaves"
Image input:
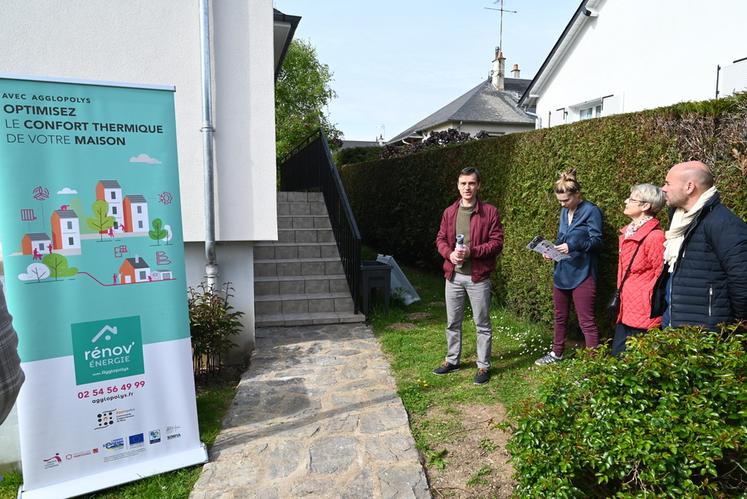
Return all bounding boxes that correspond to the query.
[188,282,244,374]
[506,325,747,497]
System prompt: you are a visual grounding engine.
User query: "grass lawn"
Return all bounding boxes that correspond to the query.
[0,258,558,498]
[0,372,239,499]
[365,260,556,497]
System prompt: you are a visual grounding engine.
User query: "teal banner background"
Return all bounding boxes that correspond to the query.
[0,77,190,363]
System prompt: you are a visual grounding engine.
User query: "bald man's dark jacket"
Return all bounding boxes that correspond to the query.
[651,192,747,329]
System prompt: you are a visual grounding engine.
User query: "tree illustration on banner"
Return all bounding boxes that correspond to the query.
[149,218,168,245]
[42,253,78,280]
[21,263,51,282]
[87,200,115,241]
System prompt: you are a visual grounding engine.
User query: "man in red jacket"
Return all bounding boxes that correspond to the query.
[434,167,504,384]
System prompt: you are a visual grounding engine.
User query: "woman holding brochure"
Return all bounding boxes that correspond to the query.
[611,184,665,356]
[535,170,603,365]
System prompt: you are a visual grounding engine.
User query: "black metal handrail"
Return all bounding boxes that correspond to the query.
[279,130,362,314]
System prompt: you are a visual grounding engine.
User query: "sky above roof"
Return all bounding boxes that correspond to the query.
[274,0,579,141]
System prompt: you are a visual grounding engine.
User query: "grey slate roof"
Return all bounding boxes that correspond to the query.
[126,195,147,203]
[99,180,121,188]
[388,78,534,144]
[26,233,50,241]
[55,209,78,219]
[340,140,382,150]
[125,257,149,269]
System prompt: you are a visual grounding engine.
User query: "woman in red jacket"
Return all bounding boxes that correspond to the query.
[612,183,666,356]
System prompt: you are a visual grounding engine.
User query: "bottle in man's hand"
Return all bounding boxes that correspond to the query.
[455,234,465,270]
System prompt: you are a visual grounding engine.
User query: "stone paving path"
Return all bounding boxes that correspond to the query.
[190,324,430,499]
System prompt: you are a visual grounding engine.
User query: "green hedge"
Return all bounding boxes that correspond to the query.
[341,94,747,330]
[506,325,747,497]
[333,145,382,166]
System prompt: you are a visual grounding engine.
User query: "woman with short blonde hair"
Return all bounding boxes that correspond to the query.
[535,170,603,365]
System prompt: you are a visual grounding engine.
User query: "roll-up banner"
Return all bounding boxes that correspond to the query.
[0,75,207,498]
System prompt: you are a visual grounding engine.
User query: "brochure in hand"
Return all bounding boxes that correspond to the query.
[526,235,571,262]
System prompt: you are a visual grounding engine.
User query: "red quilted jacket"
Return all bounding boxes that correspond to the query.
[616,218,665,328]
[436,198,503,282]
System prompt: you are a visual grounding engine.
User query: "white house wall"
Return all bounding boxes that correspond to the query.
[213,1,278,242]
[535,0,747,127]
[131,203,149,234]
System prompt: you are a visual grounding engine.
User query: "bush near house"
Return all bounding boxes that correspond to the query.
[506,325,747,497]
[188,282,244,375]
[341,94,747,331]
[381,128,474,159]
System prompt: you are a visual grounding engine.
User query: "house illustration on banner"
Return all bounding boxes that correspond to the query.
[123,195,149,233]
[95,180,149,233]
[119,256,151,283]
[21,233,51,256]
[95,180,124,229]
[51,209,81,250]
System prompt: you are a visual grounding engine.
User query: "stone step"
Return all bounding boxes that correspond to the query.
[277,191,323,202]
[256,192,360,327]
[254,242,339,260]
[277,201,327,216]
[254,257,343,277]
[254,274,349,296]
[254,292,354,315]
[277,228,334,243]
[277,214,331,229]
[255,311,366,328]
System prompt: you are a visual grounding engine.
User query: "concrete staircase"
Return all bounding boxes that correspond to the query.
[253,192,366,327]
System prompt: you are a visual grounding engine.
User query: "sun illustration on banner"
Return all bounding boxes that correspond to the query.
[158,191,173,205]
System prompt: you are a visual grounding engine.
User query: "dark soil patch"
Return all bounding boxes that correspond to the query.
[423,403,515,498]
[407,312,433,321]
[388,322,417,331]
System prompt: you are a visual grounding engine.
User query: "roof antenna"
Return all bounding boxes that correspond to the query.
[485,0,517,55]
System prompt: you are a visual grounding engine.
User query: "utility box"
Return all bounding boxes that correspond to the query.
[360,260,391,315]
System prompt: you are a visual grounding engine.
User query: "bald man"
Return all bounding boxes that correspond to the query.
[650,161,747,329]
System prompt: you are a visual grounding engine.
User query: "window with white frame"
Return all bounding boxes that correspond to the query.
[579,104,602,120]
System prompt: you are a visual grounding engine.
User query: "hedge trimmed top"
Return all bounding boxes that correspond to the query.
[341,94,747,331]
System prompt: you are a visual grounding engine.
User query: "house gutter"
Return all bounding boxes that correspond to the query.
[199,0,218,289]
[518,0,593,108]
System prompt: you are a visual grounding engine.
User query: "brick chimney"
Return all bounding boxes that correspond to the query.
[491,47,505,91]
[511,64,520,79]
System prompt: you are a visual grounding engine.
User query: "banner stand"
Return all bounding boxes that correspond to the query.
[0,74,206,498]
[19,445,207,499]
